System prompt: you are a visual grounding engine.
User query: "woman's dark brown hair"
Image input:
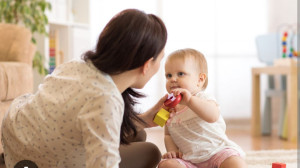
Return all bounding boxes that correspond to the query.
[83,9,167,144]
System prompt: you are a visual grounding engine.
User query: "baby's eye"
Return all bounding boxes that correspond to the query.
[178,72,185,77]
[166,74,172,78]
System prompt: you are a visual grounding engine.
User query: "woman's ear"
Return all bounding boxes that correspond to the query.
[141,57,154,75]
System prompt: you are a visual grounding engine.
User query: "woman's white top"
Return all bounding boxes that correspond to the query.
[1,60,124,168]
[167,91,245,163]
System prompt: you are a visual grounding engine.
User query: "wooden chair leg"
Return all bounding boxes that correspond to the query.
[261,75,275,135]
[262,97,272,135]
[278,94,287,138]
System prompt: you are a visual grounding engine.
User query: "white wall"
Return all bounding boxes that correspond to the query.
[212,0,267,118]
[267,0,297,33]
[88,0,297,118]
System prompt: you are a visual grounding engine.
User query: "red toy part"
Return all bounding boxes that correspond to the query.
[164,93,182,108]
[282,47,287,53]
[272,162,286,168]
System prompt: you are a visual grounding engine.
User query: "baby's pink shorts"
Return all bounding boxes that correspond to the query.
[162,148,241,168]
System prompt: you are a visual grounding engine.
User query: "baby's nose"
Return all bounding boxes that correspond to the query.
[171,77,177,82]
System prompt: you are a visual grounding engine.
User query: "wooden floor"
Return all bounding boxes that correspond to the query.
[145,118,297,154]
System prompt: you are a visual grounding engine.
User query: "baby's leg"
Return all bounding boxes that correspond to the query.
[219,156,247,168]
[158,159,186,168]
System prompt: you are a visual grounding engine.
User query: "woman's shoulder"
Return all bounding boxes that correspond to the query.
[52,59,111,83]
[50,59,88,75]
[49,59,122,102]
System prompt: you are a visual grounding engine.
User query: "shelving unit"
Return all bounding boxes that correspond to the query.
[33,0,92,91]
[47,0,91,63]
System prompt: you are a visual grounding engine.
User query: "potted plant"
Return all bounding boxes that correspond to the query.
[0,0,52,75]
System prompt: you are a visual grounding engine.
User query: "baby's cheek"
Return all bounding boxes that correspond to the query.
[166,83,171,93]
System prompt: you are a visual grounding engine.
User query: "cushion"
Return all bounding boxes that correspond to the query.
[0,62,33,101]
[0,23,34,65]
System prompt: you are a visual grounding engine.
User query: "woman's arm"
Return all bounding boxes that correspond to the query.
[137,94,168,128]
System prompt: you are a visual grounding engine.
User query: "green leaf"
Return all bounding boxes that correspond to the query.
[33,51,48,76]
[40,2,46,12]
[31,38,36,44]
[47,3,52,10]
[0,0,51,75]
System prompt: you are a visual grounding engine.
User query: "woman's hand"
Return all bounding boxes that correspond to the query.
[139,94,168,127]
[162,151,183,159]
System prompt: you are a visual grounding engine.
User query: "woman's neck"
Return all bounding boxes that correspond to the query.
[110,69,138,93]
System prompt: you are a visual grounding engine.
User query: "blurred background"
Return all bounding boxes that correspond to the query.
[33,0,297,120]
[87,0,297,120]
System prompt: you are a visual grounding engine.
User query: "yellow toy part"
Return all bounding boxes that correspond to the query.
[153,108,170,127]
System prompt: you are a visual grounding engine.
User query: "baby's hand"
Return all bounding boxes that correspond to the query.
[165,108,176,125]
[162,151,183,159]
[171,88,192,106]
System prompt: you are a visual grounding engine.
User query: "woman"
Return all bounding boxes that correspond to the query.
[1,9,167,168]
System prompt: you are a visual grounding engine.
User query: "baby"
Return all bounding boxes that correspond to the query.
[158,48,247,168]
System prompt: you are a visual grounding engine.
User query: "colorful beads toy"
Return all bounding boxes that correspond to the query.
[281,30,298,58]
[281,31,288,58]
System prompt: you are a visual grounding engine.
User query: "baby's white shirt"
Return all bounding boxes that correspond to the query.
[167,91,245,163]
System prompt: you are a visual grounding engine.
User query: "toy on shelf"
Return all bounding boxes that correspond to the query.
[275,30,298,67]
[272,162,286,168]
[281,30,298,58]
[153,93,182,127]
[281,31,288,58]
[289,32,298,57]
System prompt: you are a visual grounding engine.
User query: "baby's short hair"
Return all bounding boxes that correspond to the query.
[167,48,208,89]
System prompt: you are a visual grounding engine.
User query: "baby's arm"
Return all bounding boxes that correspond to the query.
[172,88,220,123]
[189,97,219,123]
[163,126,183,159]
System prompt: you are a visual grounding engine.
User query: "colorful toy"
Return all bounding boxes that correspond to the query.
[289,32,298,57]
[153,93,182,127]
[153,108,170,127]
[281,30,298,58]
[272,162,286,168]
[164,93,182,108]
[281,31,288,58]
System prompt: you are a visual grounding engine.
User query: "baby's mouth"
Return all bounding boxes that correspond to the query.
[170,86,180,90]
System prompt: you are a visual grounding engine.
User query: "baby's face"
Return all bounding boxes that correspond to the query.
[165,57,202,94]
